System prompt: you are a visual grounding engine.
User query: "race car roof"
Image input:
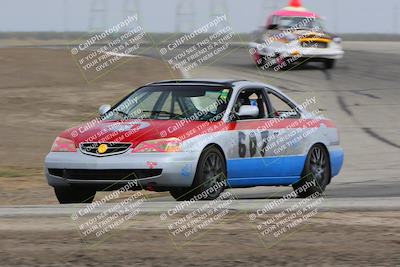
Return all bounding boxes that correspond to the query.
[270,0,320,19]
[271,9,320,19]
[148,79,248,87]
[146,79,296,104]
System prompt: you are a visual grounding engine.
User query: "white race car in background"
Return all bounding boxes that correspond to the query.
[250,0,344,70]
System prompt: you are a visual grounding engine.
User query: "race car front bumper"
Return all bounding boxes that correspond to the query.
[258,47,344,60]
[250,40,344,61]
[44,150,201,190]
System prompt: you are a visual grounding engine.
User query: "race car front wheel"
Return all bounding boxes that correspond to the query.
[292,144,330,198]
[170,146,227,201]
[54,186,95,204]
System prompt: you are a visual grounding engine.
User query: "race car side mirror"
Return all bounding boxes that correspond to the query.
[98,104,111,115]
[267,24,279,30]
[237,105,259,118]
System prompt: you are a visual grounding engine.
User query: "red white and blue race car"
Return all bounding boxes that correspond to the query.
[45,80,344,203]
[250,0,344,70]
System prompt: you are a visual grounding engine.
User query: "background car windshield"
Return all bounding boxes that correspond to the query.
[106,85,231,121]
[279,17,324,30]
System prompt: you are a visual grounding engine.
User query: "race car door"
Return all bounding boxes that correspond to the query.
[264,88,305,179]
[227,87,290,187]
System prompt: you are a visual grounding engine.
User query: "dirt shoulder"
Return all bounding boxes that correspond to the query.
[0,47,180,169]
[0,47,180,204]
[0,211,399,266]
[0,173,169,205]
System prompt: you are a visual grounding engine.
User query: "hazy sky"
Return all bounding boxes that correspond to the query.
[1,0,399,33]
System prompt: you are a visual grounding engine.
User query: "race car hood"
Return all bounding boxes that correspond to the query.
[290,30,332,39]
[266,30,333,43]
[58,119,227,147]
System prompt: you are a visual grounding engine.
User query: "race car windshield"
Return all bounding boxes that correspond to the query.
[279,17,324,31]
[104,85,232,121]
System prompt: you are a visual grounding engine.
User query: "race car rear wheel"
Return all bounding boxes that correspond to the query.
[324,59,336,69]
[292,144,330,198]
[170,146,227,201]
[54,186,95,204]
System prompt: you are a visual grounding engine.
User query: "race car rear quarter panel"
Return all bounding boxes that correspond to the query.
[329,147,344,177]
[183,118,343,187]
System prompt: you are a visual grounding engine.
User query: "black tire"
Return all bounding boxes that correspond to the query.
[281,60,294,71]
[169,187,192,201]
[257,56,276,70]
[54,187,95,204]
[170,146,227,201]
[256,56,266,67]
[292,144,331,198]
[324,59,336,69]
[293,59,307,68]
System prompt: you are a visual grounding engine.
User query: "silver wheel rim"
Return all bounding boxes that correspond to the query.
[202,152,224,197]
[310,146,326,184]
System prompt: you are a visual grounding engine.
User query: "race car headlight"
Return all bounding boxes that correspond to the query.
[133,138,182,153]
[261,47,269,53]
[333,37,342,44]
[286,36,297,43]
[51,137,77,152]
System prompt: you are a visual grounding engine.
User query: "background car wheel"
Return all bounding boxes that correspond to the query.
[324,59,336,69]
[292,144,331,198]
[170,146,227,201]
[255,56,266,67]
[281,60,294,70]
[54,187,95,204]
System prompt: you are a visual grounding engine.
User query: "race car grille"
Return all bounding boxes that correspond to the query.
[48,169,162,180]
[301,41,328,48]
[80,142,132,157]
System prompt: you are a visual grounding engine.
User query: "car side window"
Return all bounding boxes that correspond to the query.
[267,91,299,118]
[234,89,268,120]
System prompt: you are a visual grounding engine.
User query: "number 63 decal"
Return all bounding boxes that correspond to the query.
[238,131,269,158]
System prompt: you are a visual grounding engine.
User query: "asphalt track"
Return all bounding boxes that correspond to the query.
[2,42,400,213]
[134,41,400,202]
[190,42,398,200]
